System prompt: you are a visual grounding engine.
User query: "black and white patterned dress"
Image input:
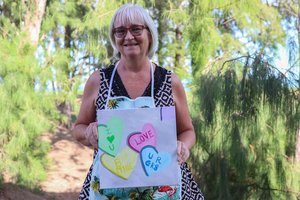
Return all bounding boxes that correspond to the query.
[79,64,204,200]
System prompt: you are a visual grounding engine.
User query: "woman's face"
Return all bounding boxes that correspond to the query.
[113,19,151,60]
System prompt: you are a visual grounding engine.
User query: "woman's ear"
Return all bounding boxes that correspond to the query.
[148,32,152,51]
[148,32,152,43]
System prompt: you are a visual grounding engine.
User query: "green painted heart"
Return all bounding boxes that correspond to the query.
[107,135,115,143]
[98,116,123,157]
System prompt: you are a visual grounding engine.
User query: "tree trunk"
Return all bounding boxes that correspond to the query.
[155,0,167,67]
[57,101,73,129]
[175,25,183,71]
[60,24,74,129]
[295,127,300,162]
[23,0,47,47]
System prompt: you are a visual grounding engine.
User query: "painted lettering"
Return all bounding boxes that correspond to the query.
[155,156,161,164]
[145,160,151,166]
[109,143,114,151]
[150,162,155,169]
[114,158,122,171]
[114,158,135,173]
[148,153,153,159]
[142,132,149,139]
[140,135,145,142]
[148,130,154,138]
[134,138,142,145]
[106,127,112,135]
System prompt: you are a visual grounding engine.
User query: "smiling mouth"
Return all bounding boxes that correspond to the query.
[124,43,138,47]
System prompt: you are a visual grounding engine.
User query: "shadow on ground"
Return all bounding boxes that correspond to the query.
[1,126,94,200]
[0,183,78,200]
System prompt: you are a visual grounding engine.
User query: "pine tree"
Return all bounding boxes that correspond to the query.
[39,0,121,127]
[0,0,55,188]
[188,0,300,199]
[191,1,300,196]
[191,53,299,200]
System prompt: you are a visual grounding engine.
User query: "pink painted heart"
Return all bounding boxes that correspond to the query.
[128,123,156,153]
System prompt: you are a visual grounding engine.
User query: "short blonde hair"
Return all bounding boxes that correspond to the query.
[109,4,158,59]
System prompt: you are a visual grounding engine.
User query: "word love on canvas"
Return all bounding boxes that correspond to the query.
[141,146,171,176]
[128,123,156,153]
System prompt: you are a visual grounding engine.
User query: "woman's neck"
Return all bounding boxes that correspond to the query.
[118,57,150,73]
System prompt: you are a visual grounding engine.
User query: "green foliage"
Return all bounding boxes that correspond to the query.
[188,0,285,76]
[142,0,192,80]
[191,55,300,199]
[0,0,27,29]
[39,0,120,126]
[1,1,299,198]
[0,35,53,188]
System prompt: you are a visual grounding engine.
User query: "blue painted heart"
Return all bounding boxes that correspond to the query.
[140,146,171,176]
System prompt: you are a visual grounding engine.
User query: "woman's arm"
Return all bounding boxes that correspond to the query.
[172,73,196,163]
[71,70,100,148]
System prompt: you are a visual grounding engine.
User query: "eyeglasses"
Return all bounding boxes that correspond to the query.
[113,25,148,38]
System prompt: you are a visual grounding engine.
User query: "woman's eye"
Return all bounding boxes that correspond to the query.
[132,27,142,32]
[116,29,126,34]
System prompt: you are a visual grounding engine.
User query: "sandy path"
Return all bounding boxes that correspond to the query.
[0,127,93,200]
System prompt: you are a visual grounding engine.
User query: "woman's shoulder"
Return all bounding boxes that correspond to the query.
[85,63,116,87]
[85,63,114,87]
[99,63,115,79]
[153,63,181,90]
[85,70,101,89]
[171,73,182,88]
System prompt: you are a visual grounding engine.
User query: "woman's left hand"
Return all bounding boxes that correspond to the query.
[177,140,190,164]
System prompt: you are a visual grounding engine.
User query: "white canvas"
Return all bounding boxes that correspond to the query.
[96,106,180,189]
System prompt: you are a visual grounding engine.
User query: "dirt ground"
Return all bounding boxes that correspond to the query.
[0,127,94,200]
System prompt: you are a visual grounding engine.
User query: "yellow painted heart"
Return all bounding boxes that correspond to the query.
[100,146,138,180]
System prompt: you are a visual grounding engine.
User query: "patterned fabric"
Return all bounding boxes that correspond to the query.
[79,64,204,200]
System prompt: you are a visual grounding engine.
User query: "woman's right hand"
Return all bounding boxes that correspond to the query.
[84,122,99,149]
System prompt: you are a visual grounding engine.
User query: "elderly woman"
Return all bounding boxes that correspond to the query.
[71,3,204,200]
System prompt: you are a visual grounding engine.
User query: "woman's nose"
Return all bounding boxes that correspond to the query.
[124,30,134,39]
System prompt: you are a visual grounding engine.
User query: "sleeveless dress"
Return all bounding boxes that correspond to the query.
[79,63,204,200]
